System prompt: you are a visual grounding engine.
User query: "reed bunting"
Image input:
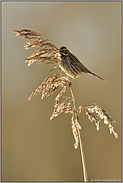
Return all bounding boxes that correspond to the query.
[57,46,104,83]
[13,29,104,83]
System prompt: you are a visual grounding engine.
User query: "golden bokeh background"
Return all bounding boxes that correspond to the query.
[2,2,121,182]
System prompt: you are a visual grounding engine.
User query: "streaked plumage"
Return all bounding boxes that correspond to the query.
[58,46,104,81]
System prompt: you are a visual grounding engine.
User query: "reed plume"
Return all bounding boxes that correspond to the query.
[13,29,118,182]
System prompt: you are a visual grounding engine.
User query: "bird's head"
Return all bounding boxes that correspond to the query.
[59,46,69,57]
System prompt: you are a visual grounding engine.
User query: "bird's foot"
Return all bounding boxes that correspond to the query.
[68,77,76,87]
[69,82,72,87]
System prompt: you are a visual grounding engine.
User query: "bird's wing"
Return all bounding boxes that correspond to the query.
[69,51,104,81]
[69,52,89,73]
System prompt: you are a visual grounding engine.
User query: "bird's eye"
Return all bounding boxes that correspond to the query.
[61,49,68,56]
[62,51,68,56]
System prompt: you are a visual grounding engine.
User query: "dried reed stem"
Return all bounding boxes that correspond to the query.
[69,85,88,182]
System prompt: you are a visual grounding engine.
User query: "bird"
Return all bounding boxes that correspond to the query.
[57,46,105,83]
[13,29,105,84]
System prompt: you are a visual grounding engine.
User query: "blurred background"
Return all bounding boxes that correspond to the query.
[2,2,121,182]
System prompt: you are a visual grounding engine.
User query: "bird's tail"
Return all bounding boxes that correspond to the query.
[88,70,105,81]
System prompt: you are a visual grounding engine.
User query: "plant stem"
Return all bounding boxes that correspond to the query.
[78,128,88,182]
[69,84,88,182]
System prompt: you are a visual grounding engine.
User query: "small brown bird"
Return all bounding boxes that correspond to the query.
[57,46,104,83]
[13,29,104,84]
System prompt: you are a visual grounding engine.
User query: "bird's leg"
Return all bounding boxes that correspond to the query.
[69,77,76,87]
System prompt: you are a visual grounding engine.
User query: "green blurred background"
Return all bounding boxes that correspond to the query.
[2,2,121,182]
